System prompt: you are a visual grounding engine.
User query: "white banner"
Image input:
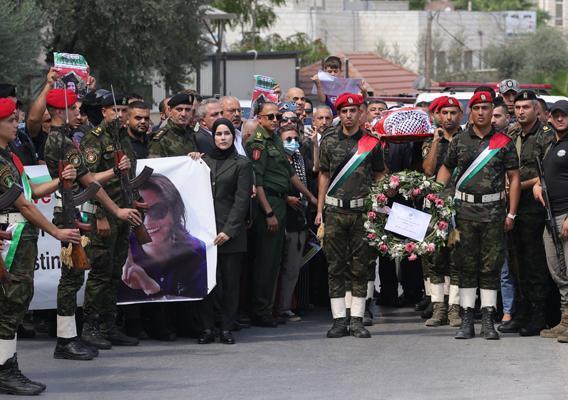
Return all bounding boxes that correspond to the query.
[22,157,217,310]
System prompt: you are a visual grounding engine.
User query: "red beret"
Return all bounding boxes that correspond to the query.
[437,96,461,110]
[428,96,447,113]
[468,91,492,108]
[46,88,77,109]
[0,98,16,120]
[335,92,363,110]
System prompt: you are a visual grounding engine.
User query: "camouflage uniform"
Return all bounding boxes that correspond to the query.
[0,147,39,340]
[319,126,384,299]
[80,122,136,320]
[443,126,519,290]
[147,119,198,158]
[246,126,295,320]
[508,121,553,311]
[43,126,92,318]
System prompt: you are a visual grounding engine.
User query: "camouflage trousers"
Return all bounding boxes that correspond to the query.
[430,246,459,285]
[510,212,550,306]
[324,211,371,298]
[0,232,37,339]
[452,217,505,290]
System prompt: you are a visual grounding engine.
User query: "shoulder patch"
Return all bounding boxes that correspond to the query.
[66,150,82,168]
[251,147,262,161]
[0,166,15,188]
[84,148,99,164]
[152,129,167,141]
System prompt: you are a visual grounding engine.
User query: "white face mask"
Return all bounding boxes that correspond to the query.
[283,138,300,154]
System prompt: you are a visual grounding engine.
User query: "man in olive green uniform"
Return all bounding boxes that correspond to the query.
[504,91,554,336]
[246,102,316,327]
[437,91,520,340]
[79,93,140,348]
[148,93,198,158]
[422,96,463,327]
[317,93,385,339]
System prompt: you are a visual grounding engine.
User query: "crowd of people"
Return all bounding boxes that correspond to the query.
[0,54,568,395]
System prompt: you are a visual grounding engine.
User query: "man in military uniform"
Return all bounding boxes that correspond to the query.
[498,79,521,117]
[499,91,553,336]
[246,102,316,327]
[79,93,142,348]
[422,96,463,327]
[437,91,520,340]
[0,98,82,395]
[148,93,198,158]
[317,93,385,339]
[42,89,142,358]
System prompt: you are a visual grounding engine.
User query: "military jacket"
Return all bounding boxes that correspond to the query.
[319,126,385,213]
[444,126,519,222]
[245,125,295,195]
[422,127,463,176]
[80,121,137,216]
[148,119,198,158]
[508,120,554,214]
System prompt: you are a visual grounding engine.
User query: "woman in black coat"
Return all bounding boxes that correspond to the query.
[198,118,253,344]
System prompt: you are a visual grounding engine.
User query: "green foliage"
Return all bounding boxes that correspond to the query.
[41,0,208,93]
[213,0,286,33]
[485,27,568,84]
[409,0,427,10]
[0,1,44,86]
[453,0,533,11]
[233,32,329,67]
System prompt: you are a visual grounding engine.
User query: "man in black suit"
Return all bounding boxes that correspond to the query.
[195,98,222,155]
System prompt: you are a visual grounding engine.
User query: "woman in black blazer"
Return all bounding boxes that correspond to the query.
[198,118,253,344]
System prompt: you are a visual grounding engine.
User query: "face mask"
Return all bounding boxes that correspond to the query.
[283,139,300,154]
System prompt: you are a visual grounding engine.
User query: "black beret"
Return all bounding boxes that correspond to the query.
[0,83,16,99]
[514,90,537,102]
[101,93,129,107]
[168,93,194,108]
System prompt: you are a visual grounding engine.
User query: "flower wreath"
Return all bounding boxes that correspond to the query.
[364,171,455,261]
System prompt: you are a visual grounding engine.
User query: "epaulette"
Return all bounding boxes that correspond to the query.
[152,129,167,141]
[543,125,551,132]
[92,126,103,137]
[252,130,265,142]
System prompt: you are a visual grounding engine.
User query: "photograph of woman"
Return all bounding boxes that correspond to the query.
[119,173,208,301]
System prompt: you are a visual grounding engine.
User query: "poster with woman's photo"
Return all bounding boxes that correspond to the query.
[117,156,217,304]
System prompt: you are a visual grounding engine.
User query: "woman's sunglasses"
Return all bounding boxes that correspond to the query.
[146,202,169,219]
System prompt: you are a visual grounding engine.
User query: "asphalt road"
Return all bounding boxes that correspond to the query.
[6,306,568,400]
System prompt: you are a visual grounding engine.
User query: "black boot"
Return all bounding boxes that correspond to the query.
[102,316,139,346]
[519,304,547,337]
[421,301,434,319]
[197,329,215,344]
[350,317,371,338]
[415,295,431,312]
[455,307,475,339]
[326,317,349,338]
[82,316,112,350]
[363,299,374,326]
[0,354,45,395]
[480,307,500,340]
[54,337,94,360]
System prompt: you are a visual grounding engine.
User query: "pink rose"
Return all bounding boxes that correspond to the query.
[411,188,422,197]
[404,242,417,253]
[426,243,436,253]
[408,254,418,261]
[434,198,444,208]
[426,193,437,202]
[437,221,448,231]
[389,175,400,189]
[377,194,388,203]
[379,243,388,253]
[367,233,377,240]
[367,211,377,220]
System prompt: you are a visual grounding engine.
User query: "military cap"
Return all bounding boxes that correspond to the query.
[335,92,363,110]
[550,100,568,115]
[46,88,77,109]
[0,98,16,119]
[468,91,493,108]
[428,96,447,113]
[0,84,16,99]
[514,90,537,103]
[499,79,520,94]
[437,96,460,111]
[101,93,128,107]
[168,93,194,108]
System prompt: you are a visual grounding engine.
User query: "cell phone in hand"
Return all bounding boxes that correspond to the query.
[304,117,313,127]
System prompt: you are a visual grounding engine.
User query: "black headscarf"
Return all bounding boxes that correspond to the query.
[210,118,236,160]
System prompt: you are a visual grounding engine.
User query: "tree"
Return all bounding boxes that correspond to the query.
[41,0,208,93]
[0,1,44,86]
[213,0,287,36]
[453,0,549,25]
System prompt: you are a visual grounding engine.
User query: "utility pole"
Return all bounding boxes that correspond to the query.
[425,11,433,88]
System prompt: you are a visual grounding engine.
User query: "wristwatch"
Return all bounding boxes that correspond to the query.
[507,213,517,220]
[266,211,275,218]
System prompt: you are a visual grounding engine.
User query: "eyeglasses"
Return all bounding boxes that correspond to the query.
[259,113,282,121]
[284,137,299,143]
[146,202,169,219]
[305,109,313,115]
[281,116,299,124]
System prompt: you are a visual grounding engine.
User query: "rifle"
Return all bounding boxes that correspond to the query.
[536,156,565,261]
[0,185,24,283]
[59,90,101,270]
[109,86,153,245]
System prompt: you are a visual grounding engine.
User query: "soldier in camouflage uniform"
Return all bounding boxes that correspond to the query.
[422,96,463,327]
[148,93,198,158]
[317,93,385,339]
[246,102,316,327]
[502,91,554,336]
[437,91,520,340]
[79,93,141,348]
[0,97,81,395]
[42,89,142,358]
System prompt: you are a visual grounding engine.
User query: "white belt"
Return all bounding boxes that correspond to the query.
[55,200,97,214]
[0,213,26,224]
[454,190,505,204]
[325,196,365,209]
